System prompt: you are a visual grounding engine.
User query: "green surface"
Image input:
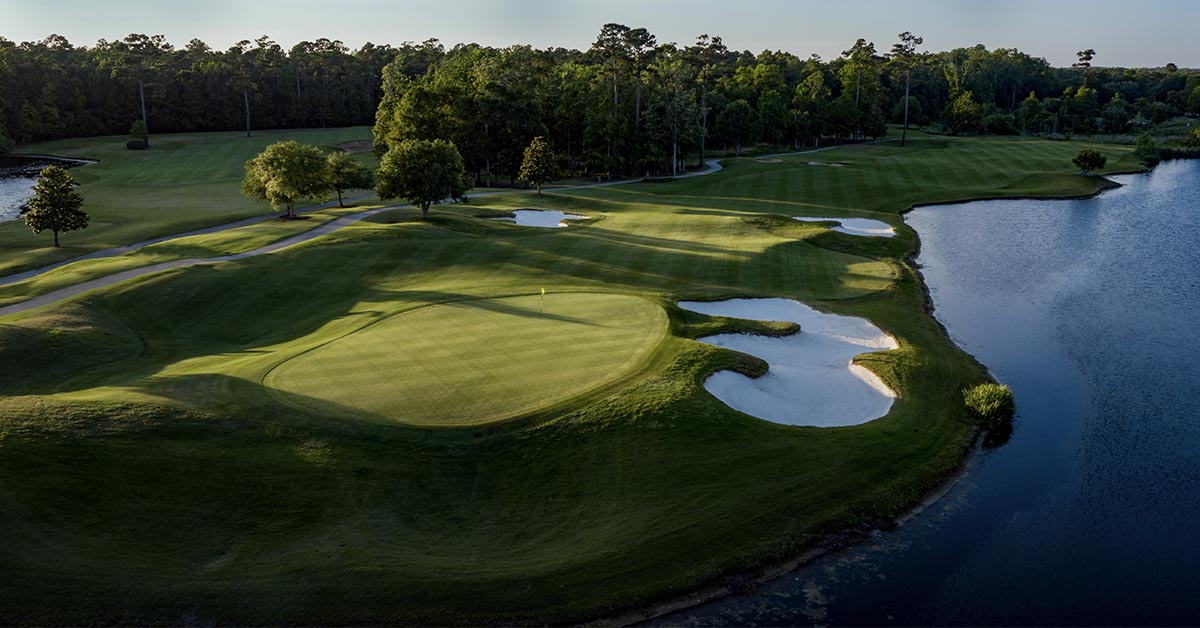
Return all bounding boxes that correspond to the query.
[268,293,668,425]
[0,131,1142,624]
[1,127,375,275]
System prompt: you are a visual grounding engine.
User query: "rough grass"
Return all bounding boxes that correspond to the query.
[0,130,1139,625]
[0,127,376,274]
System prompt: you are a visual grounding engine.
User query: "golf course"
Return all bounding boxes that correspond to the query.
[0,126,1143,624]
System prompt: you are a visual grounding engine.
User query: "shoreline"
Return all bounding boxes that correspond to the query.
[6,152,100,165]
[594,166,1145,627]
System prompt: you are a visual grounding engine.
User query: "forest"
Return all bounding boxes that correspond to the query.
[2,27,1198,178]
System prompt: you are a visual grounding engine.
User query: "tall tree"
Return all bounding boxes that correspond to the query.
[890,31,924,147]
[241,141,331,218]
[646,57,700,174]
[376,139,469,218]
[793,68,832,146]
[22,165,88,247]
[623,27,657,128]
[228,40,257,137]
[591,24,634,167]
[97,34,172,147]
[685,34,728,168]
[840,39,877,120]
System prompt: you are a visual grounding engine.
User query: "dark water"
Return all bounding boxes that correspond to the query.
[0,156,90,221]
[654,160,1200,626]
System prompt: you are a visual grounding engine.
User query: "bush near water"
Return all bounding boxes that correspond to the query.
[964,383,1015,427]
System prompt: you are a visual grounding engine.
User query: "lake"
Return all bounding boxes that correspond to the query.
[654,159,1200,626]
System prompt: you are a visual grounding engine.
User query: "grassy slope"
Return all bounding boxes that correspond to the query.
[0,132,1140,624]
[1,127,375,275]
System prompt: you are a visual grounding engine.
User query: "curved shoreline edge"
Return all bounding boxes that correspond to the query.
[594,168,1143,627]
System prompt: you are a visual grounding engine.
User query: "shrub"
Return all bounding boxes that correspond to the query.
[126,139,148,150]
[1072,148,1107,173]
[963,383,1014,428]
[1134,132,1156,160]
[129,119,148,141]
[982,113,1017,135]
[1185,127,1200,148]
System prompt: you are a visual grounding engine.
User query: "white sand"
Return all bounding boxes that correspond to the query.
[489,209,588,228]
[678,298,899,427]
[793,216,896,238]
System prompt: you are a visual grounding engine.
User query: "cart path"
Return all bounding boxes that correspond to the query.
[0,159,739,317]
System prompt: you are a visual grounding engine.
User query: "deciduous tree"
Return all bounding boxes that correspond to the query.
[715,99,759,155]
[325,150,373,207]
[946,90,982,134]
[22,165,87,247]
[518,136,559,194]
[241,140,331,218]
[376,139,469,218]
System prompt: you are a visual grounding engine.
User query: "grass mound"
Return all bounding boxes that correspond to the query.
[267,292,667,425]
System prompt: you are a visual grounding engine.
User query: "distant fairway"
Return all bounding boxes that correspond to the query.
[0,127,375,274]
[268,293,667,425]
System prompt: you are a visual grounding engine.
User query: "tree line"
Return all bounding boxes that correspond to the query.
[0,33,407,146]
[373,31,1200,181]
[3,29,1198,177]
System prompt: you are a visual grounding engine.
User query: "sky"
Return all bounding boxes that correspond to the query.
[1,0,1195,68]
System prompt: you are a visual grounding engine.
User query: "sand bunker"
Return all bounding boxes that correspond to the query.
[794,216,896,238]
[807,161,845,167]
[756,158,784,163]
[489,210,587,228]
[678,298,898,427]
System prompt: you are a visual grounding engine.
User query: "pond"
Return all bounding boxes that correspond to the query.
[0,156,93,222]
[653,160,1200,626]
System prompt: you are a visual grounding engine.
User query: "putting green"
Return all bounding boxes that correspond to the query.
[266,292,667,425]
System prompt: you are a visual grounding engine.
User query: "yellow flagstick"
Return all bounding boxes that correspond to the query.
[540,287,545,313]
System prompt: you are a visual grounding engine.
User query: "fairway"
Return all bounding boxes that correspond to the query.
[267,292,667,425]
[0,131,1145,625]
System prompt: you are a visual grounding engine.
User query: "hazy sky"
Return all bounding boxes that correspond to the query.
[1,0,1195,67]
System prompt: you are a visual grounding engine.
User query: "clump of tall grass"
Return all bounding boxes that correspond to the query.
[963,383,1014,428]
